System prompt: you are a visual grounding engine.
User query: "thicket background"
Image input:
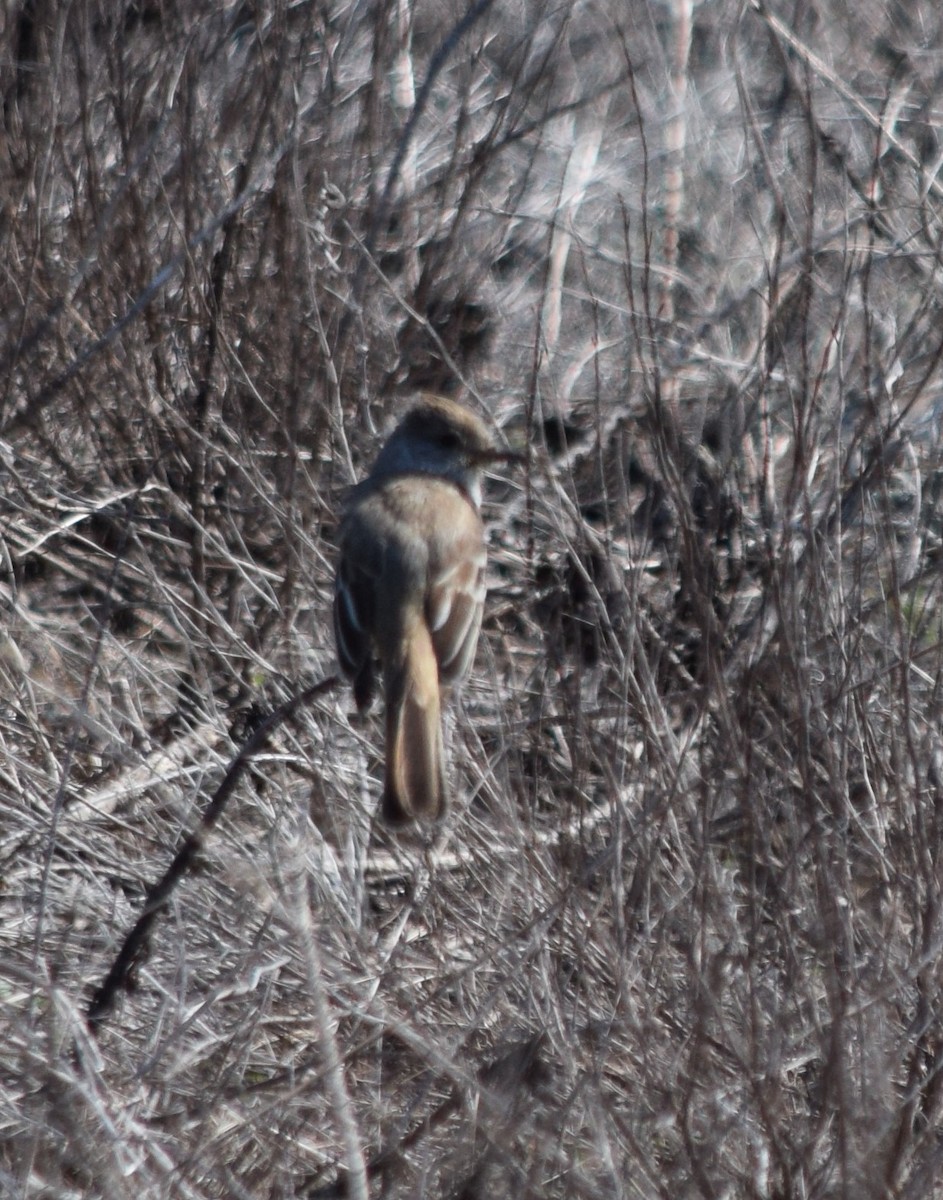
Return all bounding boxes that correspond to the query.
[3,0,943,1196]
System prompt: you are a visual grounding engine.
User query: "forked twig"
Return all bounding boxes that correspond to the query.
[86,675,340,1032]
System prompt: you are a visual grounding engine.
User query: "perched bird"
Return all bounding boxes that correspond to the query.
[333,396,518,824]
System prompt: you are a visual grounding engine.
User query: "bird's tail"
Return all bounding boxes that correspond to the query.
[383,620,445,823]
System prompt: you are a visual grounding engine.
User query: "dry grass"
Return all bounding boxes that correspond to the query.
[3,0,943,1196]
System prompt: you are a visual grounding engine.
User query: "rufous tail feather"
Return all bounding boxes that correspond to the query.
[383,622,445,823]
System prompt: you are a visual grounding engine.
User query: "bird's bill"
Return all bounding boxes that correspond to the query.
[476,447,525,466]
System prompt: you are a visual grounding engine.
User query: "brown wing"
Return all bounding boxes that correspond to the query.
[426,518,487,684]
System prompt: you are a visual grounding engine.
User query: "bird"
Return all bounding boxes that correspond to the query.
[333,395,519,824]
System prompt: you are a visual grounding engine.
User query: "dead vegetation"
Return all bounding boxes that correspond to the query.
[3,0,943,1196]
